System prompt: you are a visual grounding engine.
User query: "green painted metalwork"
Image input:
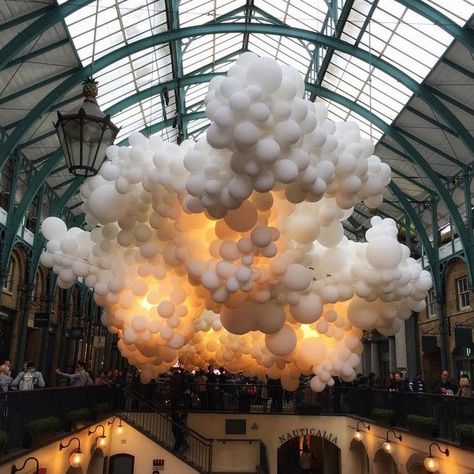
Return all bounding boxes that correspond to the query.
[395,0,474,53]
[309,84,473,282]
[0,5,55,32]
[377,141,449,182]
[313,0,356,90]
[165,0,186,140]
[3,22,474,175]
[2,38,71,71]
[405,106,458,137]
[242,0,255,50]
[426,85,474,116]
[442,58,474,81]
[0,68,80,106]
[394,126,466,167]
[0,0,94,71]
[390,166,432,194]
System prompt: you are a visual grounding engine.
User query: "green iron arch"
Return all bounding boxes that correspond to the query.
[2,22,474,174]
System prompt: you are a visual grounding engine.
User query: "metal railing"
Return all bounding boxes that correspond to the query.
[142,382,474,441]
[120,389,213,474]
[0,385,113,450]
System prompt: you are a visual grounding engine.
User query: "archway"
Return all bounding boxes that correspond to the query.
[406,452,438,474]
[277,435,340,474]
[374,448,401,474]
[87,447,105,474]
[108,453,134,474]
[349,439,369,474]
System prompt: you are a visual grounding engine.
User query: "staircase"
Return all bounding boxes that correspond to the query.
[120,389,269,474]
[120,389,213,473]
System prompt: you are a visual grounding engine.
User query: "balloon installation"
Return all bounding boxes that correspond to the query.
[40,54,432,391]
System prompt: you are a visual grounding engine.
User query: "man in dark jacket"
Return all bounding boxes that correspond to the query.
[431,370,457,395]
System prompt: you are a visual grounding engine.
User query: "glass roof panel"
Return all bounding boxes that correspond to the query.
[57,0,473,148]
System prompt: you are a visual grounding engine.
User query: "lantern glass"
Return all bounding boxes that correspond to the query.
[97,436,107,448]
[55,99,119,177]
[382,441,393,453]
[117,425,124,435]
[424,456,439,472]
[70,451,84,467]
[353,431,363,441]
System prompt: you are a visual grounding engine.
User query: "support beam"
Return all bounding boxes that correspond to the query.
[405,106,458,137]
[312,0,355,92]
[2,38,71,71]
[165,0,186,141]
[0,67,80,106]
[3,22,474,177]
[394,0,474,53]
[0,5,55,33]
[0,0,94,72]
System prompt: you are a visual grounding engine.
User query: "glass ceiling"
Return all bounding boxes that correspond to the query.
[57,0,474,145]
[59,0,474,146]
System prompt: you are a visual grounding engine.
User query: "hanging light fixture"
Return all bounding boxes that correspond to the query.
[424,443,449,472]
[54,0,119,177]
[11,456,40,473]
[59,437,84,468]
[54,78,119,177]
[108,416,124,435]
[353,420,370,441]
[89,424,107,448]
[382,429,402,454]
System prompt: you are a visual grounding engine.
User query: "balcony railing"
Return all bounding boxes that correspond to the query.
[0,383,473,457]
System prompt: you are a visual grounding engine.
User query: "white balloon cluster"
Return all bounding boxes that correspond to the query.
[40,55,431,390]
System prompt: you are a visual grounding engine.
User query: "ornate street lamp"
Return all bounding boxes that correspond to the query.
[54,78,119,177]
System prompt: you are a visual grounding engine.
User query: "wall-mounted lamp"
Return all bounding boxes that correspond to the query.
[108,416,124,435]
[424,443,449,472]
[11,456,40,473]
[89,424,107,448]
[353,421,370,441]
[59,437,84,467]
[382,430,402,454]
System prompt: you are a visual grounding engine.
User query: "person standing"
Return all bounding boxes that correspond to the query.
[12,361,45,390]
[56,362,93,386]
[408,373,425,393]
[456,377,472,397]
[0,364,12,391]
[431,370,457,395]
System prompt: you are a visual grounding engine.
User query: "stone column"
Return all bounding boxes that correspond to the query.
[389,336,397,372]
[370,342,380,377]
[395,322,408,369]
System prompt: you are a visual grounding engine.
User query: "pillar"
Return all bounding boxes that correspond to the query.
[388,337,397,372]
[370,342,380,377]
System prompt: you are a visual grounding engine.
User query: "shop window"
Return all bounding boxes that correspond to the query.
[426,289,436,318]
[456,276,470,310]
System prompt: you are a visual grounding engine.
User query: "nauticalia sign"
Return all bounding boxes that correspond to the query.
[278,428,338,445]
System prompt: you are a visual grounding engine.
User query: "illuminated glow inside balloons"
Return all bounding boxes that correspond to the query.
[40,55,431,390]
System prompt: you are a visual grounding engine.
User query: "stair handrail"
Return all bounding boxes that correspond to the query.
[122,387,213,446]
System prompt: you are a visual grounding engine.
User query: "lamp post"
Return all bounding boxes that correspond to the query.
[54,78,119,177]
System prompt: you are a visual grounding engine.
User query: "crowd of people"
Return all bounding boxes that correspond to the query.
[352,369,473,398]
[1,357,472,404]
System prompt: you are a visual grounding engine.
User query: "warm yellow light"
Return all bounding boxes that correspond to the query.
[70,451,84,467]
[382,441,393,453]
[117,425,124,435]
[97,436,107,448]
[353,430,363,441]
[424,456,439,472]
